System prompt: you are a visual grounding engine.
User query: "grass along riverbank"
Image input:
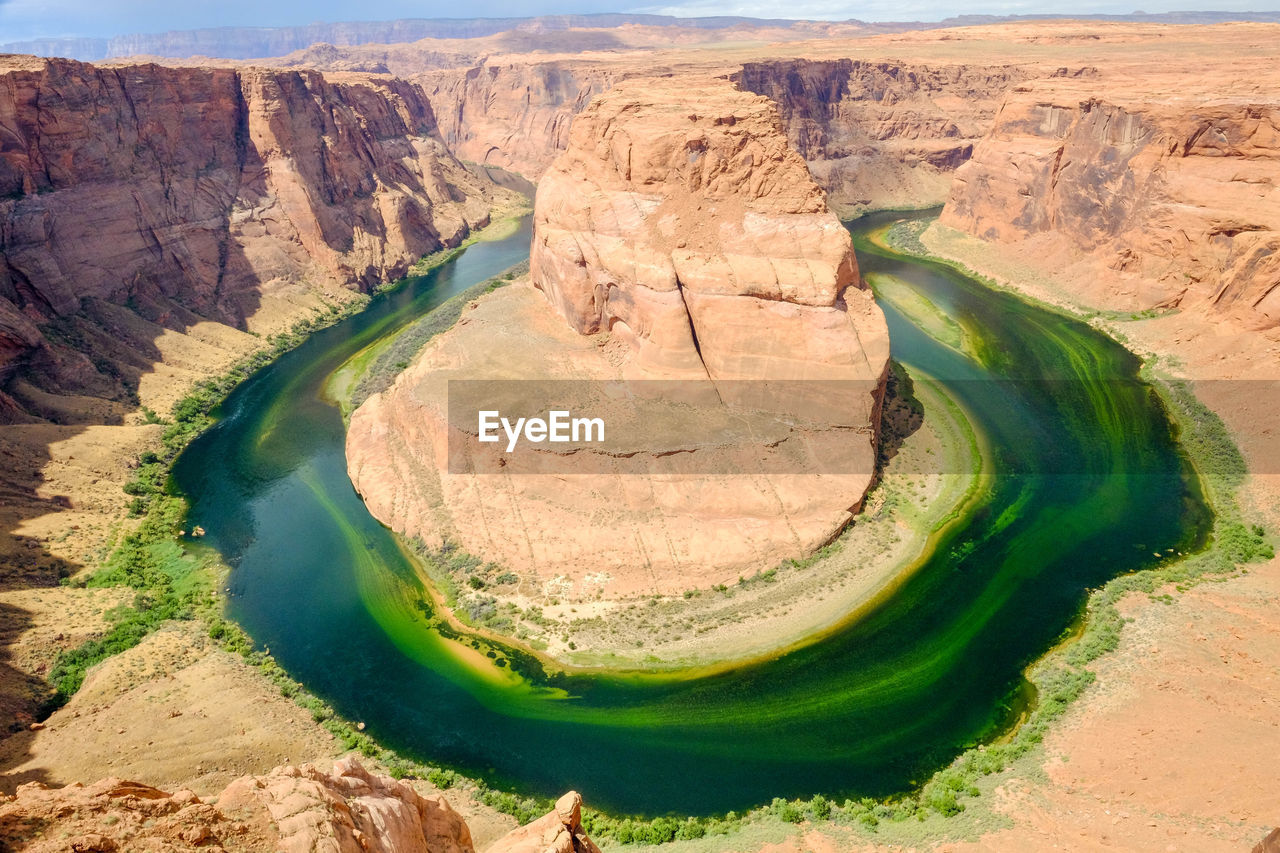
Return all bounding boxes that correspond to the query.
[42,209,1273,850]
[329,259,987,672]
[42,210,531,710]
[324,212,529,419]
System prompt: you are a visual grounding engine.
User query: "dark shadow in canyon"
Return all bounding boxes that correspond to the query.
[876,359,925,472]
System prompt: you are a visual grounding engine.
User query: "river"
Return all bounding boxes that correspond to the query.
[172,210,1210,817]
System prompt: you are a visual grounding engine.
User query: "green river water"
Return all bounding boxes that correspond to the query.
[172,210,1210,817]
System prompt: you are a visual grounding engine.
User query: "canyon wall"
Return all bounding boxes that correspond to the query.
[417,62,629,178]
[733,59,1030,216]
[940,78,1280,330]
[419,56,1027,216]
[0,56,503,419]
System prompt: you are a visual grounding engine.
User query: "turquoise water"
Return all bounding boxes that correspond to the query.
[172,211,1210,816]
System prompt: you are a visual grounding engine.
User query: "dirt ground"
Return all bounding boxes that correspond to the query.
[0,621,337,797]
[0,619,521,850]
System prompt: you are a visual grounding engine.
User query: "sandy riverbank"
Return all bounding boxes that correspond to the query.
[887,219,1280,851]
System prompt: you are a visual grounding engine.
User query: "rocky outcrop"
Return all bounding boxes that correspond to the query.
[0,758,478,852]
[347,77,889,597]
[487,791,601,853]
[0,56,503,416]
[940,78,1280,330]
[733,59,1031,216]
[418,62,628,178]
[217,759,474,853]
[419,56,1026,216]
[530,76,885,387]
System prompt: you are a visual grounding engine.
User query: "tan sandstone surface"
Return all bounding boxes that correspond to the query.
[940,71,1280,332]
[347,76,889,596]
[0,753,504,845]
[0,756,590,853]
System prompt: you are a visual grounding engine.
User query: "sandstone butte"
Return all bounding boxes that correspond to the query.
[346,76,891,597]
[0,757,600,853]
[0,55,508,422]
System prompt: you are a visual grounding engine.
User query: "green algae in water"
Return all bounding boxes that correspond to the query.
[172,211,1211,817]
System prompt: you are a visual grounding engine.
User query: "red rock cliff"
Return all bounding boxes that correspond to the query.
[531,75,888,388]
[0,56,503,414]
[418,61,626,177]
[940,77,1280,330]
[733,58,1029,216]
[418,56,1026,218]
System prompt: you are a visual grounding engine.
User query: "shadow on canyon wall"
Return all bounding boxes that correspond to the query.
[0,56,503,786]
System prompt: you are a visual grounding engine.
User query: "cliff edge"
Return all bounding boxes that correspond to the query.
[0,757,597,853]
[940,75,1280,330]
[347,76,889,603]
[0,56,508,421]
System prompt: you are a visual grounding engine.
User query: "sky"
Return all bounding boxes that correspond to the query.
[1,0,1278,42]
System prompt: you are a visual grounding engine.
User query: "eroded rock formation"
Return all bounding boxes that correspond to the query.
[733,59,1031,216]
[0,757,598,853]
[941,77,1280,329]
[347,76,889,597]
[530,77,885,386]
[0,56,505,419]
[487,791,601,853]
[0,759,476,852]
[417,55,1027,218]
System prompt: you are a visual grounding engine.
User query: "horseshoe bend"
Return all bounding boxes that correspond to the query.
[345,76,892,607]
[0,13,1279,853]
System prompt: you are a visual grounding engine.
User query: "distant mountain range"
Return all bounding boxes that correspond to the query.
[4,11,1280,62]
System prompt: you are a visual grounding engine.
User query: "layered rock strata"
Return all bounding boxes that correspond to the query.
[0,56,503,419]
[529,78,884,389]
[418,62,626,177]
[733,59,1031,216]
[347,77,889,596]
[418,57,1026,217]
[941,77,1280,330]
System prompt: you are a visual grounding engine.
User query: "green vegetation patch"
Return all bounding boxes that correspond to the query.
[46,302,368,713]
[868,272,969,354]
